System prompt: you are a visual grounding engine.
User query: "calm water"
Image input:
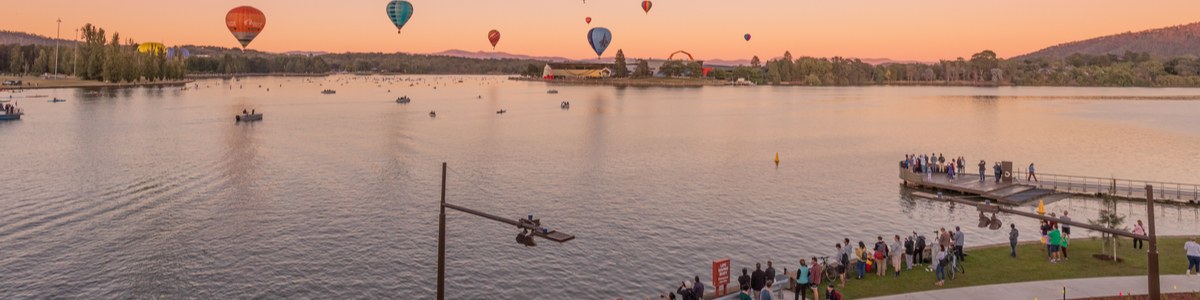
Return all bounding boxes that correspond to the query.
[2,75,1199,299]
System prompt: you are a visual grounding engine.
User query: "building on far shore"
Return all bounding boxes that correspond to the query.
[542,63,615,80]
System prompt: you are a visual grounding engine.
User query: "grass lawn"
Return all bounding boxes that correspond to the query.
[832,237,1195,299]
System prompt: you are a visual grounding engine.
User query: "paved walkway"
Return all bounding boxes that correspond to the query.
[861,275,1197,300]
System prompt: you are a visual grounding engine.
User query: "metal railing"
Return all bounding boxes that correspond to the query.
[899,165,1200,203]
[1010,170,1199,202]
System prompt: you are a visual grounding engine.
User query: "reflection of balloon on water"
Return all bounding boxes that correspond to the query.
[641,1,653,13]
[585,17,592,24]
[226,6,266,49]
[744,34,752,41]
[487,30,501,49]
[587,27,612,58]
[137,42,166,55]
[386,0,415,34]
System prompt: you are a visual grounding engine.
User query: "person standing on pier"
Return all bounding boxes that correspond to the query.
[1009,224,1019,258]
[978,160,987,183]
[808,257,823,300]
[766,261,777,286]
[693,276,704,300]
[914,232,927,267]
[834,243,847,287]
[1027,163,1039,182]
[957,157,966,174]
[993,163,1002,183]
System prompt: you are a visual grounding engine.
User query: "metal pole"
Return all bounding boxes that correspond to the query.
[54,18,61,78]
[72,28,78,77]
[1146,185,1160,300]
[437,162,447,300]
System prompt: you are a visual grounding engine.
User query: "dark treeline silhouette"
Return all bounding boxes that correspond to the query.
[1,24,187,82]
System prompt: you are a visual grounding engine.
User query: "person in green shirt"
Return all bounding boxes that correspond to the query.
[1048,225,1063,263]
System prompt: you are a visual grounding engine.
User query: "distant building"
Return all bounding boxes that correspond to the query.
[543,63,615,79]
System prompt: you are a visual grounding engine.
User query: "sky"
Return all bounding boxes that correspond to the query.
[3,0,1198,61]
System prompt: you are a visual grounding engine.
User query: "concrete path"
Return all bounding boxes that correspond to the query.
[861,275,1198,300]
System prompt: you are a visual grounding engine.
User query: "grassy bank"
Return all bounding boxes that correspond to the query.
[0,76,191,89]
[833,237,1194,299]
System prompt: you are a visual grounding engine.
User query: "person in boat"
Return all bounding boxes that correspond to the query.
[243,109,248,115]
[251,109,255,115]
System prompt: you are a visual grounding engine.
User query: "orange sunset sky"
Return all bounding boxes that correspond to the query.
[2,0,1198,61]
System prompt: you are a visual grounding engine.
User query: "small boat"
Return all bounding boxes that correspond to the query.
[496,109,507,114]
[396,96,411,104]
[0,112,22,121]
[320,89,336,94]
[560,101,570,109]
[235,113,263,122]
[26,95,48,98]
[546,90,559,94]
[48,98,66,103]
[429,111,437,118]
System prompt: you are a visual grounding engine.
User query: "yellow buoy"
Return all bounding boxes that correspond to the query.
[1036,199,1046,215]
[774,152,780,165]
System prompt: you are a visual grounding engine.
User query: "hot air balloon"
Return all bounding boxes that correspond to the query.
[587,27,612,58]
[585,17,592,24]
[137,42,166,55]
[641,1,653,14]
[488,30,501,49]
[744,34,752,41]
[226,6,266,49]
[386,0,415,34]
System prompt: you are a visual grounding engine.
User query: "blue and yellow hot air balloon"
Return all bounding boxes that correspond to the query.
[587,27,612,59]
[386,0,415,34]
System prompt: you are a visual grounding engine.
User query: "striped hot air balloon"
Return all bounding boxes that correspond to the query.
[226,6,266,49]
[487,30,501,49]
[641,1,653,14]
[387,0,415,34]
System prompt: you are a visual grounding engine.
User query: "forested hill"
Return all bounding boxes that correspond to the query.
[1015,22,1200,60]
[0,31,75,46]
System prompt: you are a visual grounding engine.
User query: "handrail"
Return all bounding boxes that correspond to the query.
[899,164,1200,202]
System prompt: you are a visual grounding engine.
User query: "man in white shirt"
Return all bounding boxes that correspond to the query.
[1185,237,1200,275]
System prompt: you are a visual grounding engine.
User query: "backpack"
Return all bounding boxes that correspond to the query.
[840,252,849,266]
[904,239,914,252]
[916,235,926,249]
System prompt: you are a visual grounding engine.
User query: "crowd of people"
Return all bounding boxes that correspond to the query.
[901,154,1043,184]
[652,226,976,300]
[901,153,968,180]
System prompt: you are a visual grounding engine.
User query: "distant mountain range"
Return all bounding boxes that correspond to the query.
[1015,22,1200,60]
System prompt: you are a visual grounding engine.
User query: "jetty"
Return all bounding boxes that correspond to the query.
[900,162,1199,205]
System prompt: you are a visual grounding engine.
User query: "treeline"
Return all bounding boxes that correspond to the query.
[0,24,187,82]
[318,52,543,74]
[760,49,1200,87]
[186,54,331,74]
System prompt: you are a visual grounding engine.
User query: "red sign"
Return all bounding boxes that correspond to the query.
[713,258,730,295]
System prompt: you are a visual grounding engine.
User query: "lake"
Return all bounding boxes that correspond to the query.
[1,75,1199,299]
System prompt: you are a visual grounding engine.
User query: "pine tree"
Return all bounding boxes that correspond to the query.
[613,49,628,78]
[751,56,761,68]
[634,59,651,77]
[9,47,25,76]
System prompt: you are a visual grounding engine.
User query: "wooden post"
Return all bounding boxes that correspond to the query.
[1146,185,1160,300]
[437,162,447,300]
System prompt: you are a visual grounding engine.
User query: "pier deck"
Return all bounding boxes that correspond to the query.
[900,167,1199,205]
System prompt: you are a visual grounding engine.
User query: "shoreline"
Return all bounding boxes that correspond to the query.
[1,76,193,90]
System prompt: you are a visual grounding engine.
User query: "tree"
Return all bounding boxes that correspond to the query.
[613,49,628,78]
[750,56,761,68]
[766,63,781,84]
[658,60,685,77]
[9,46,26,76]
[31,49,49,75]
[633,59,651,77]
[1089,179,1127,262]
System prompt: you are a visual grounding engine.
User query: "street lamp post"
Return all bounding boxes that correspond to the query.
[435,162,575,300]
[54,18,61,78]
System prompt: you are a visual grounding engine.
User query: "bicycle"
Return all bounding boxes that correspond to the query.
[947,252,965,280]
[818,256,840,284]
